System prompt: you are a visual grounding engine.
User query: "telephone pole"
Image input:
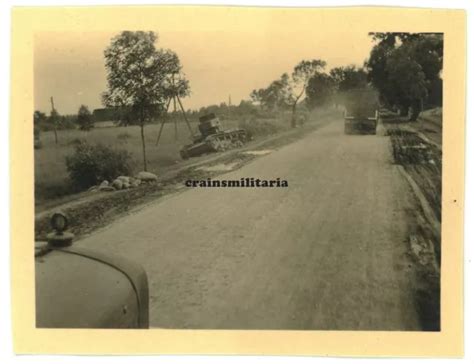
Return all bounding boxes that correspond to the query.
[155,79,194,147]
[50,96,58,145]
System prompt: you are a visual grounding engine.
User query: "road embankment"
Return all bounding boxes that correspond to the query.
[384,115,441,331]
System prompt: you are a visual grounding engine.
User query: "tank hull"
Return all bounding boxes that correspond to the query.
[180,128,248,159]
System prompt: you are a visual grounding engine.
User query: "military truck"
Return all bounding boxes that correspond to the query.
[35,212,149,328]
[342,87,380,135]
[180,113,248,159]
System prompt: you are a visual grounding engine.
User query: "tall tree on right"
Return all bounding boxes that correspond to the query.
[366,33,443,120]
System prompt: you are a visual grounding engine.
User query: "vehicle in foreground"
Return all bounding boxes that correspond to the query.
[35,212,149,328]
[342,87,380,135]
[180,113,248,159]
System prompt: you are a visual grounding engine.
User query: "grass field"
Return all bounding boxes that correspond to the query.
[34,114,292,205]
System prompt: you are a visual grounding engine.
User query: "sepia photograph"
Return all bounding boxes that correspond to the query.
[33,26,443,330]
[7,4,466,356]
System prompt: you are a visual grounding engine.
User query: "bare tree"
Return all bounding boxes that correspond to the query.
[288,60,326,127]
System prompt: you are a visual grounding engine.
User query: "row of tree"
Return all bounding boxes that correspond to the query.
[249,61,368,127]
[34,105,95,147]
[249,32,443,124]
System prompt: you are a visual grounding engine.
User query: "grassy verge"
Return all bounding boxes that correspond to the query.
[35,108,337,241]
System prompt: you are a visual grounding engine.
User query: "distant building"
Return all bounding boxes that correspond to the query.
[94,120,116,128]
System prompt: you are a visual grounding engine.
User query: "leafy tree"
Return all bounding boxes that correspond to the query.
[330,65,368,92]
[305,72,334,108]
[263,74,293,111]
[34,110,48,125]
[288,60,326,127]
[386,47,428,118]
[161,50,190,101]
[102,31,181,171]
[77,104,94,131]
[250,89,266,108]
[366,32,443,120]
[328,66,368,108]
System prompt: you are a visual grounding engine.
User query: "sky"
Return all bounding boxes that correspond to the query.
[34,28,374,115]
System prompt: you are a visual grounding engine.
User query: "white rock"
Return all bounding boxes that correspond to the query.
[100,180,109,187]
[122,182,130,189]
[131,179,141,187]
[112,179,123,190]
[117,176,130,183]
[137,171,158,182]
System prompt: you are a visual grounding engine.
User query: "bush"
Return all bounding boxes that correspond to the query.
[65,141,132,189]
[238,117,281,137]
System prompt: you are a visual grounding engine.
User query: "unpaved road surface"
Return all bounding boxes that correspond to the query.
[78,119,422,330]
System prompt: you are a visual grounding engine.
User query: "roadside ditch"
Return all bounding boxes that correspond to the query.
[386,122,442,331]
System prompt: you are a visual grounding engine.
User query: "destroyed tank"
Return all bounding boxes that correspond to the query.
[179,113,248,159]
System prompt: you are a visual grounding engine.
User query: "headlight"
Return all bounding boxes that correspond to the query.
[51,212,68,233]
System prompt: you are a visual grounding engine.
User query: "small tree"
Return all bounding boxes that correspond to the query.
[34,110,48,125]
[288,59,327,127]
[256,75,292,112]
[103,31,178,171]
[250,89,266,109]
[77,105,94,131]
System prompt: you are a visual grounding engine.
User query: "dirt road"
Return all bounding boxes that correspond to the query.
[78,119,422,330]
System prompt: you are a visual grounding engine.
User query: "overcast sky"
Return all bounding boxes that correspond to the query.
[34,29,374,115]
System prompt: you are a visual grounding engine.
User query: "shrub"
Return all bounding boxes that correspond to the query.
[65,141,132,189]
[238,117,281,137]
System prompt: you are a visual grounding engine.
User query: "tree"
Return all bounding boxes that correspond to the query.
[328,66,368,108]
[77,105,94,131]
[386,46,428,119]
[34,110,47,125]
[250,89,265,108]
[366,32,443,120]
[288,59,326,127]
[305,72,334,109]
[102,31,179,171]
[263,74,292,111]
[330,65,368,92]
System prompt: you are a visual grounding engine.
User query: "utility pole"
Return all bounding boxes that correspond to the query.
[172,74,178,141]
[50,96,58,145]
[155,75,194,147]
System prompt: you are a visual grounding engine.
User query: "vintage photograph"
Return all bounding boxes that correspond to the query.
[33,19,443,330]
